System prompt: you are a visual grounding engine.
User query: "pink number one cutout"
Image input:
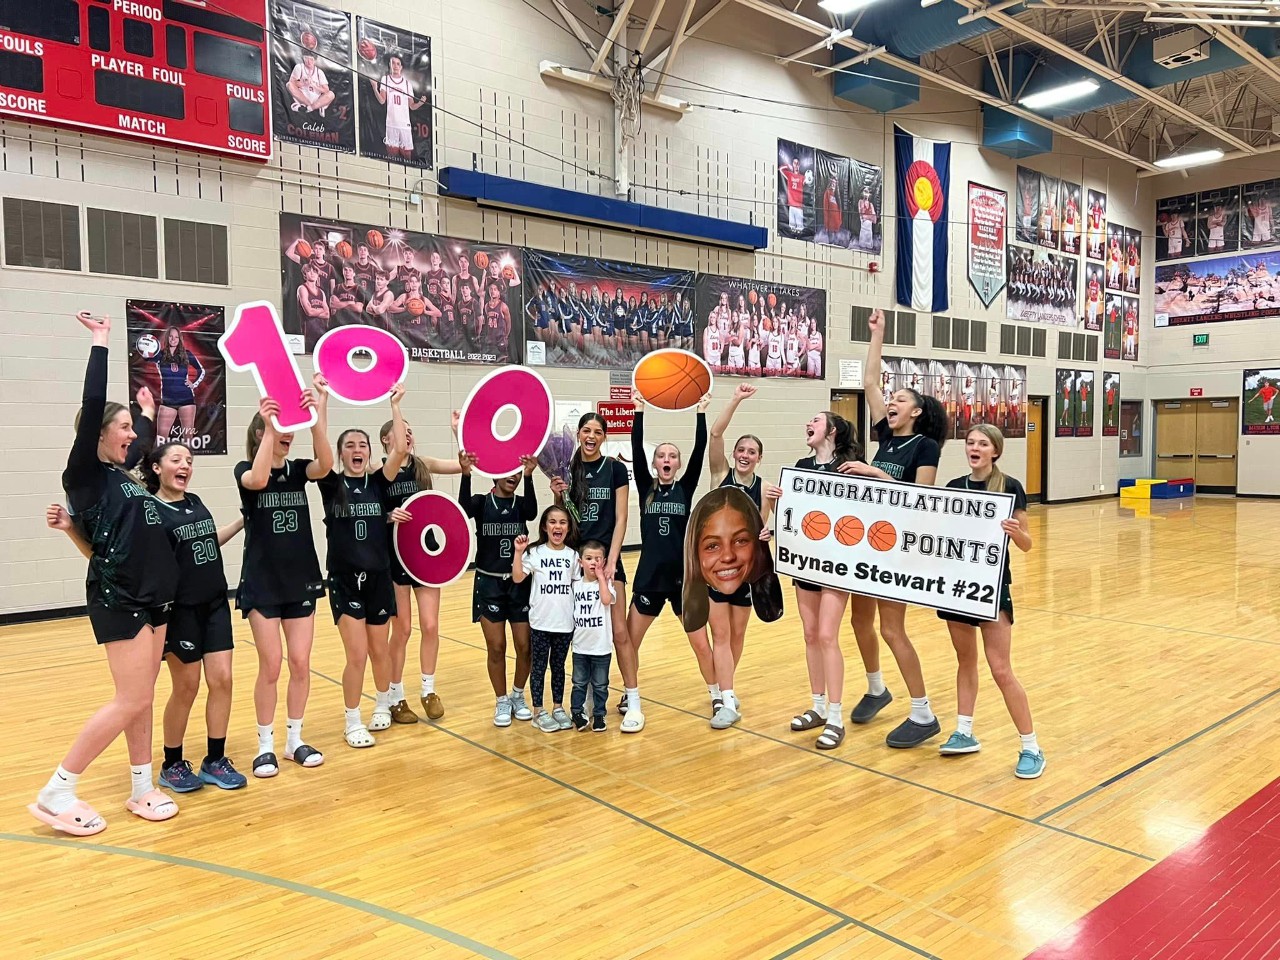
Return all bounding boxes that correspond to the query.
[394,491,474,587]
[314,325,409,406]
[219,301,314,432]
[458,366,553,478]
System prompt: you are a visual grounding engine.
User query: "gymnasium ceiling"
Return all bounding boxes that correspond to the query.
[548,0,1280,172]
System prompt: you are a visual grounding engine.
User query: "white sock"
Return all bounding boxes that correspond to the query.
[285,717,304,753]
[910,696,935,724]
[374,689,391,712]
[625,687,641,714]
[722,688,737,709]
[708,683,721,701]
[811,693,828,718]
[421,674,436,696]
[866,671,886,696]
[38,765,80,815]
[956,715,974,736]
[511,686,524,699]
[257,724,274,755]
[827,701,844,729]
[130,763,154,803]
[344,707,363,731]
[388,681,405,703]
[1019,732,1041,755]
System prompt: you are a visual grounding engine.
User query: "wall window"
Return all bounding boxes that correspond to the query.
[88,208,159,278]
[1120,401,1143,457]
[3,198,81,271]
[164,218,229,285]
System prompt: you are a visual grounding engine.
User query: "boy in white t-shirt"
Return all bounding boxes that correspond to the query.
[513,506,579,733]
[570,540,616,732]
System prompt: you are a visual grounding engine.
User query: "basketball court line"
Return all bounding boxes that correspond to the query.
[767,920,853,959]
[1034,684,1280,824]
[0,832,518,959]
[1018,603,1280,649]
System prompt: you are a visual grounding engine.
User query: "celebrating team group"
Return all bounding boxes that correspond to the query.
[27,307,1043,838]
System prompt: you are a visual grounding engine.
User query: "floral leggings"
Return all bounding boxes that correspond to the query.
[530,629,573,706]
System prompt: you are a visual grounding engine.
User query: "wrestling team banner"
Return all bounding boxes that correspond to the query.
[895,125,950,313]
[774,469,1013,620]
[967,182,1006,307]
[1154,250,1280,326]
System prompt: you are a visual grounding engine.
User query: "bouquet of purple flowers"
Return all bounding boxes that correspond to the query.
[537,425,577,518]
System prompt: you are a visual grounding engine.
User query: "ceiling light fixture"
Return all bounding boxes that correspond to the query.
[1154,148,1225,169]
[1018,79,1100,110]
[818,0,878,14]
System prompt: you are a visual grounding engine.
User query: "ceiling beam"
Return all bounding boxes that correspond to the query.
[654,0,700,95]
[778,29,852,65]
[589,0,638,77]
[635,0,669,58]
[644,0,733,72]
[549,0,604,68]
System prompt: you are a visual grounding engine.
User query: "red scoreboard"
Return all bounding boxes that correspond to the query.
[0,1,271,161]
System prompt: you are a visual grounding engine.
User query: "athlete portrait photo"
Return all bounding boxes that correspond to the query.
[356,17,433,167]
[270,0,357,153]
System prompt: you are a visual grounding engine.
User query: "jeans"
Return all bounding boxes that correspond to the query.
[530,629,572,706]
[571,652,611,718]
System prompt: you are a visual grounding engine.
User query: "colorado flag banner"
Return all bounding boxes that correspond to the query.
[895,125,951,313]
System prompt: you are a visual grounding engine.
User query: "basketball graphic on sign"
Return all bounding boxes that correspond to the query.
[802,511,831,541]
[834,516,865,546]
[867,520,897,552]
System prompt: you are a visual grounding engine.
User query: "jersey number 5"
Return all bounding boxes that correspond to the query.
[658,516,670,537]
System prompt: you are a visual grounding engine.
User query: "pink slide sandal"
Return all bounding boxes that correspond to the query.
[124,789,178,822]
[27,800,107,837]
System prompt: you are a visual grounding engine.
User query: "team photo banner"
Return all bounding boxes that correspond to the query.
[694,274,826,380]
[773,468,1014,620]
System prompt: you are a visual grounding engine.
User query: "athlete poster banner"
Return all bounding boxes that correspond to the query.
[355,18,432,168]
[1243,369,1280,435]
[1153,251,1280,326]
[1103,372,1120,437]
[1075,370,1095,438]
[777,139,816,241]
[880,355,1025,440]
[1124,226,1142,296]
[127,301,228,456]
[1103,294,1123,359]
[773,468,1014,620]
[1197,186,1241,257]
[1104,221,1127,292]
[1060,180,1082,255]
[1156,194,1196,262]
[1014,166,1040,246]
[269,0,356,153]
[1083,262,1104,331]
[1055,369,1078,437]
[279,212,522,364]
[1122,296,1139,362]
[1005,244,1078,325]
[815,150,851,248]
[1243,180,1280,250]
[1086,189,1108,261]
[967,182,1006,307]
[694,274,825,380]
[522,250,694,370]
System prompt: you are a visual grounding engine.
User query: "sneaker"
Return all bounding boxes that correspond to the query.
[509,691,533,722]
[199,756,248,790]
[850,689,893,724]
[390,700,419,724]
[572,712,588,732]
[534,710,560,733]
[591,715,607,732]
[886,716,941,749]
[938,732,981,755]
[551,707,572,730]
[710,701,742,730]
[421,692,444,720]
[1015,750,1046,779]
[493,696,513,728]
[159,760,204,793]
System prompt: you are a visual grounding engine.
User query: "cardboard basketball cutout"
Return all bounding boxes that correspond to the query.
[633,349,714,412]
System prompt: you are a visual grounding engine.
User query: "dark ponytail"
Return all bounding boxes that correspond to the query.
[903,389,948,448]
[821,412,861,464]
[568,413,608,509]
[141,441,193,494]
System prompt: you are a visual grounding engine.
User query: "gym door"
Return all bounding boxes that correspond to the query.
[1155,398,1238,491]
[1025,397,1045,500]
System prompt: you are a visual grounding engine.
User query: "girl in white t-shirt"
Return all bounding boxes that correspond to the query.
[513,506,580,733]
[571,540,616,732]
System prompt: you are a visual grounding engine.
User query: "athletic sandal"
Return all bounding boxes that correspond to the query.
[421,692,444,720]
[125,789,179,822]
[27,800,106,837]
[711,697,724,718]
[790,709,827,732]
[886,717,942,749]
[285,744,324,767]
[851,689,894,724]
[815,723,846,750]
[390,700,418,724]
[616,694,629,716]
[620,710,646,733]
[710,702,742,730]
[368,709,393,732]
[344,725,375,748]
[252,752,279,779]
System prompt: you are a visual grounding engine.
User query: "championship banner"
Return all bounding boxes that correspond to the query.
[895,125,950,313]
[777,139,816,241]
[279,213,521,363]
[1153,250,1280,326]
[1197,186,1241,257]
[1243,369,1280,436]
[694,274,826,380]
[1156,194,1196,262]
[773,468,1013,620]
[127,301,228,456]
[1086,189,1108,262]
[269,0,356,154]
[967,182,1006,306]
[522,250,693,370]
[1103,372,1120,437]
[355,18,433,168]
[1005,244,1078,326]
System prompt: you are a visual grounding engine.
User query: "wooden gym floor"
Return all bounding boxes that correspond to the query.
[4,496,1280,959]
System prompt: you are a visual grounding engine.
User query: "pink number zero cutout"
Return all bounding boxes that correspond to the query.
[458,366,553,478]
[219,301,314,432]
[394,491,474,587]
[313,325,409,405]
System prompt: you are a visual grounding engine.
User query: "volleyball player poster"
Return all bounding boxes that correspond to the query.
[1086,189,1108,261]
[521,250,694,370]
[1102,372,1120,437]
[269,0,356,153]
[777,139,815,240]
[1037,174,1061,250]
[1075,370,1095,438]
[1243,369,1280,435]
[1014,167,1040,245]
[1156,194,1196,262]
[355,18,432,168]
[126,301,227,456]
[1243,180,1280,250]
[1059,180,1082,255]
[694,274,826,380]
[278,212,522,364]
[1055,369,1078,437]
[1197,186,1241,257]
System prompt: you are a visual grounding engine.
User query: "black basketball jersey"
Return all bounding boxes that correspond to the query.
[157,492,227,606]
[794,455,841,472]
[318,471,393,574]
[719,471,762,511]
[235,459,324,606]
[573,457,630,547]
[460,473,537,576]
[632,412,706,591]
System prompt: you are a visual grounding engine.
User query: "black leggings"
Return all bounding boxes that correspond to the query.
[530,629,573,706]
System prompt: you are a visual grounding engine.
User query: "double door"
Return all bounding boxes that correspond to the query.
[1155,398,1238,490]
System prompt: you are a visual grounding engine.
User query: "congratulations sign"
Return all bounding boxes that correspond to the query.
[773,468,1014,620]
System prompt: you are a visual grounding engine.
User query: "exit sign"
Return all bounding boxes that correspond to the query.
[1193,333,1210,346]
